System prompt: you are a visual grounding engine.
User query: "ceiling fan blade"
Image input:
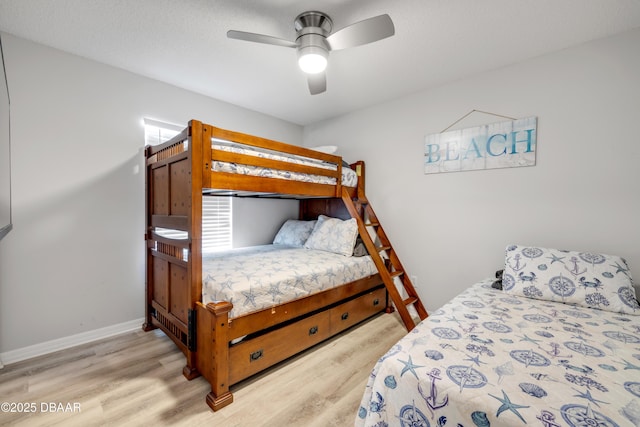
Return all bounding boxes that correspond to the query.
[227,30,297,48]
[307,72,326,95]
[326,14,394,51]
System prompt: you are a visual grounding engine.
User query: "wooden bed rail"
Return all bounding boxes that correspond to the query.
[211,150,340,180]
[208,126,342,167]
[145,128,189,164]
[146,120,351,199]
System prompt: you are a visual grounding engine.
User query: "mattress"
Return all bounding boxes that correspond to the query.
[356,279,640,427]
[201,245,377,319]
[211,139,358,187]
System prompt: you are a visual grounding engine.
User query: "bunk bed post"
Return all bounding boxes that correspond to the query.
[352,161,365,199]
[142,145,155,332]
[183,120,207,379]
[197,301,234,411]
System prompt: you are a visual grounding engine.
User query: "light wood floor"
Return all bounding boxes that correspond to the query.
[0,312,407,427]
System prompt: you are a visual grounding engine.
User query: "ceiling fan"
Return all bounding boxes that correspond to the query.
[227,11,395,95]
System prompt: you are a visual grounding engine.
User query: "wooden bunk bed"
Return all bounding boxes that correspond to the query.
[143,119,427,411]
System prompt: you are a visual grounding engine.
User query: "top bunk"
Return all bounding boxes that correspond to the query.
[145,119,363,199]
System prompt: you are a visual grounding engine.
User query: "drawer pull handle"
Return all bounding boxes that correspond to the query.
[250,349,263,362]
[373,298,380,306]
[341,312,349,321]
[309,326,318,335]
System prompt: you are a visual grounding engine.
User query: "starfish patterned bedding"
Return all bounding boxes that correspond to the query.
[211,139,358,187]
[356,246,640,427]
[201,244,377,319]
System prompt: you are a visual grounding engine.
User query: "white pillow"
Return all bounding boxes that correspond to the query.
[311,145,338,154]
[272,219,316,247]
[502,244,639,315]
[304,215,358,257]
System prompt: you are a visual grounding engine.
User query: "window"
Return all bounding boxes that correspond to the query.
[144,118,232,253]
[202,195,232,252]
[143,118,183,145]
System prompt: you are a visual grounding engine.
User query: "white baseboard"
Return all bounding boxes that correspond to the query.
[0,318,145,367]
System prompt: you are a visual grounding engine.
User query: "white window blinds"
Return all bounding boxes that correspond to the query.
[202,195,232,252]
[144,118,232,253]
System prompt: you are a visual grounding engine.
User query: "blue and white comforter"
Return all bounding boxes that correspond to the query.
[202,245,377,319]
[356,280,640,427]
[211,140,358,187]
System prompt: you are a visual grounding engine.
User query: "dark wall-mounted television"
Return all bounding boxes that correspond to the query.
[0,34,12,241]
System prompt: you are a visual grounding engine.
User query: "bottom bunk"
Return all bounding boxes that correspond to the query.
[145,205,392,411]
[356,245,640,427]
[197,274,387,411]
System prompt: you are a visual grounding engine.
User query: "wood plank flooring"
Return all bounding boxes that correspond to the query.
[0,312,407,427]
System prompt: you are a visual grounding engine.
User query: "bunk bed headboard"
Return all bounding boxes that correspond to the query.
[299,198,350,220]
[299,162,365,221]
[144,120,206,366]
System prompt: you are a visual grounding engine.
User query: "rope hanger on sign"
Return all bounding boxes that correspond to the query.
[440,109,517,133]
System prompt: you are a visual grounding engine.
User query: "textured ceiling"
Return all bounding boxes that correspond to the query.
[1,0,640,125]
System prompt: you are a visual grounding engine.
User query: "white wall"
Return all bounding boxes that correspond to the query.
[305,28,640,312]
[0,34,302,359]
[233,198,298,247]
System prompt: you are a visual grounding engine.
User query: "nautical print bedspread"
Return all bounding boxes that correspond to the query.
[356,279,640,427]
[211,139,358,187]
[202,245,377,319]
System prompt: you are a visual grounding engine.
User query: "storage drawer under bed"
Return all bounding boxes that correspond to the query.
[227,286,386,385]
[329,286,385,332]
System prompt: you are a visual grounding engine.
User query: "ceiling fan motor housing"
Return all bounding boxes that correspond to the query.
[294,11,333,36]
[296,12,332,48]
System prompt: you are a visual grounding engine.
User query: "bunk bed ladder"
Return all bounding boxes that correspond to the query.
[341,188,428,332]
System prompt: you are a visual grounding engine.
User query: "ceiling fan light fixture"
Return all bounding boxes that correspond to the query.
[297,45,328,74]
